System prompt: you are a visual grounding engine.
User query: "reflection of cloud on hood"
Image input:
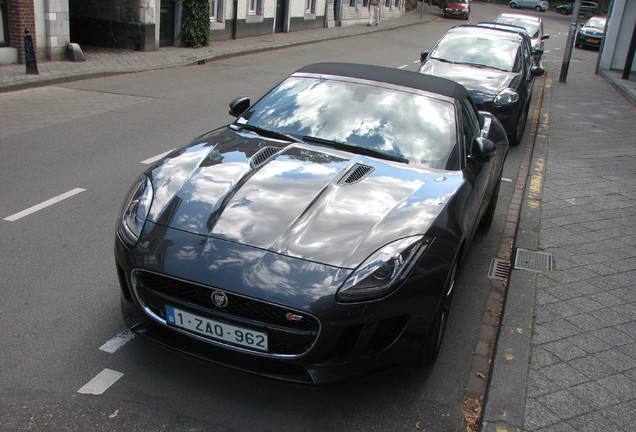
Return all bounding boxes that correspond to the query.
[244,257,340,301]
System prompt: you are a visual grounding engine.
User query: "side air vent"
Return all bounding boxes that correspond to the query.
[250,146,282,169]
[338,163,375,185]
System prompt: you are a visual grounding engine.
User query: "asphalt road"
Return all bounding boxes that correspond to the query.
[0,5,573,431]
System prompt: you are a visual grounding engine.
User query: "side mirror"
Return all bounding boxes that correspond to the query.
[469,137,497,161]
[229,97,250,117]
[531,66,545,77]
[420,50,429,64]
[542,34,550,40]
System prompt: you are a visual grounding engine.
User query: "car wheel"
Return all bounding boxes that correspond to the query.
[535,5,542,11]
[509,101,529,146]
[417,262,456,366]
[480,177,501,229]
[510,2,517,8]
[560,9,569,15]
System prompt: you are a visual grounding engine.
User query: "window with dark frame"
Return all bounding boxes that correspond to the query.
[0,0,8,46]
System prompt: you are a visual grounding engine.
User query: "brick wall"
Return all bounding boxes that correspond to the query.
[6,0,35,63]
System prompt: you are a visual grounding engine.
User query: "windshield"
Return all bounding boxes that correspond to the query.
[496,17,540,38]
[431,33,519,71]
[585,17,606,29]
[239,76,456,169]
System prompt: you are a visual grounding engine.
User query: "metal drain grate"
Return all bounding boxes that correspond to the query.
[488,258,511,280]
[514,249,554,273]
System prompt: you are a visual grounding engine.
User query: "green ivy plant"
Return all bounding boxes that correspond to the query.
[176,0,211,48]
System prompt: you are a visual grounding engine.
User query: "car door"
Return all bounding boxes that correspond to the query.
[459,99,493,233]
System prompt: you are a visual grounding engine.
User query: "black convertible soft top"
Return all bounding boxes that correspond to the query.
[294,62,470,102]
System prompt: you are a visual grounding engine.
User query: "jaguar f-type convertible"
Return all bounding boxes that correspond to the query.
[114,63,509,384]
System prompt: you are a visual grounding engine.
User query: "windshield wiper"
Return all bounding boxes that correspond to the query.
[432,57,456,64]
[302,136,408,164]
[235,124,301,143]
[454,61,509,72]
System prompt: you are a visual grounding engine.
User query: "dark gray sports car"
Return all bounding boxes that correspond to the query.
[115,63,509,384]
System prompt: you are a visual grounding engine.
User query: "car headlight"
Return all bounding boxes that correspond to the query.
[494,88,519,106]
[118,175,154,248]
[337,236,429,302]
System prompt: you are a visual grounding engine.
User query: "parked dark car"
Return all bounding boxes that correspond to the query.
[115,62,509,384]
[556,1,598,17]
[495,12,550,66]
[440,0,470,20]
[576,16,607,49]
[419,25,544,145]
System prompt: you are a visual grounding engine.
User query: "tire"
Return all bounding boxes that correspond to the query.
[560,9,569,15]
[509,2,517,8]
[480,177,501,229]
[508,102,529,146]
[417,262,456,366]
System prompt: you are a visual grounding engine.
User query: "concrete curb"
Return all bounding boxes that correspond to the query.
[480,72,551,432]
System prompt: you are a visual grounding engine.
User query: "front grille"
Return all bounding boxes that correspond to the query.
[133,270,319,356]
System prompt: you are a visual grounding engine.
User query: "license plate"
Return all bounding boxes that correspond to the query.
[166,306,268,351]
[587,39,599,44]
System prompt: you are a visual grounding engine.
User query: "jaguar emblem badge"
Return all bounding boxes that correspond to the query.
[211,290,229,308]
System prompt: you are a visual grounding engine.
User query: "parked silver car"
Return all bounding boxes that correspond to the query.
[495,12,550,65]
[508,0,548,12]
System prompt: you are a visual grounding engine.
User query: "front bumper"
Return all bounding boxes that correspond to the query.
[114,226,455,384]
[576,34,602,48]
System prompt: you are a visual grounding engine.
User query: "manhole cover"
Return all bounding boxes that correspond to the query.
[514,249,553,273]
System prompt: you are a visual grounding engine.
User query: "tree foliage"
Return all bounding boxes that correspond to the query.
[178,0,211,48]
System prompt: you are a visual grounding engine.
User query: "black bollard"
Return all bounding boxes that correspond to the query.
[24,28,39,75]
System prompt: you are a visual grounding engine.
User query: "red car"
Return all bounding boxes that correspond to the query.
[441,0,470,20]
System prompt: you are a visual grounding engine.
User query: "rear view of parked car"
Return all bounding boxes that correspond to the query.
[508,0,548,12]
[576,16,607,49]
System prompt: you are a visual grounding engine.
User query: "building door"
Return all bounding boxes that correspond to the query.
[275,0,286,33]
[160,0,176,46]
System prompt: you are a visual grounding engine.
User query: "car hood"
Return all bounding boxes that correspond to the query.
[420,60,517,105]
[145,127,464,269]
[446,3,469,10]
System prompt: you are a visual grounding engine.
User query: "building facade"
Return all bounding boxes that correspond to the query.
[0,0,404,65]
[597,0,636,76]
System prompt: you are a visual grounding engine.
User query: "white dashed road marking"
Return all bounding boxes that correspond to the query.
[77,369,124,395]
[99,330,135,354]
[4,188,86,221]
[141,149,175,165]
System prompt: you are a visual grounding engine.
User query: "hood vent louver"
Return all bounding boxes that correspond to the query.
[338,163,375,185]
[250,146,282,169]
